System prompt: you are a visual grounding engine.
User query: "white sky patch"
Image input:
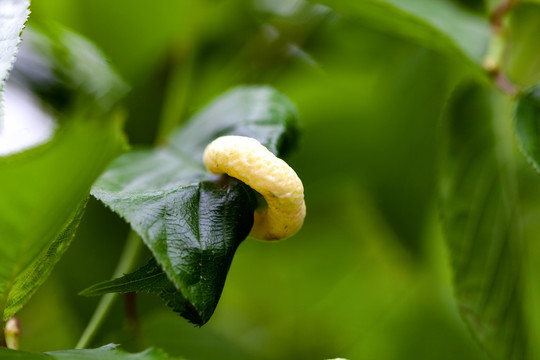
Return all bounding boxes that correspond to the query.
[0,81,56,156]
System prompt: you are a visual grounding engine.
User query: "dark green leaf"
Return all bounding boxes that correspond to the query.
[515,84,540,172]
[86,176,256,325]
[91,86,299,325]
[321,0,490,71]
[168,85,300,158]
[0,344,184,359]
[81,258,209,326]
[440,83,528,359]
[80,259,174,307]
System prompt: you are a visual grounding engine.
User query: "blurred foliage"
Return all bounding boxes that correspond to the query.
[0,344,185,359]
[502,2,540,87]
[5,0,539,359]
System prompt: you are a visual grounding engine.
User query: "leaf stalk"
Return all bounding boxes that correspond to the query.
[75,231,142,349]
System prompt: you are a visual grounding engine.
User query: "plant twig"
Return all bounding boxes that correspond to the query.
[493,70,518,96]
[75,231,142,349]
[490,0,517,33]
[484,0,520,96]
[123,292,139,334]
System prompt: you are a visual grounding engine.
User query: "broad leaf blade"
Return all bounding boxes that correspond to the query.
[515,84,540,171]
[322,0,489,71]
[4,199,86,317]
[0,344,184,359]
[91,176,256,325]
[0,23,128,319]
[0,0,29,91]
[92,85,299,324]
[168,85,300,159]
[440,84,528,359]
[81,259,197,324]
[0,114,125,320]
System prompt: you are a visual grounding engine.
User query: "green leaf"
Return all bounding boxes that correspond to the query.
[0,344,184,359]
[80,257,218,326]
[440,83,528,359]
[85,176,256,325]
[91,86,300,325]
[515,84,540,172]
[0,24,128,319]
[4,199,86,318]
[0,0,29,92]
[12,25,128,112]
[80,259,176,310]
[321,0,490,71]
[502,3,540,87]
[167,85,300,158]
[0,113,125,320]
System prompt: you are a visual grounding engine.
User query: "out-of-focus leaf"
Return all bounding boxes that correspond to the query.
[0,344,184,359]
[440,83,528,359]
[453,0,486,14]
[0,0,29,93]
[321,0,490,72]
[12,25,128,112]
[91,86,300,325]
[0,113,125,320]
[502,3,540,87]
[3,199,86,318]
[0,21,127,319]
[515,84,540,172]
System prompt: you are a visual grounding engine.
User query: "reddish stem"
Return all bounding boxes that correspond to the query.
[494,70,518,96]
[490,0,517,33]
[123,292,139,333]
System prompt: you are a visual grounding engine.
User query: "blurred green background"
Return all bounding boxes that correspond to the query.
[13,0,512,359]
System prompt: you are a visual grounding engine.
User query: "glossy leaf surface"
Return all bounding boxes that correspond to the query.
[168,86,300,158]
[515,84,540,172]
[91,86,300,324]
[0,344,184,359]
[87,177,256,325]
[440,84,528,359]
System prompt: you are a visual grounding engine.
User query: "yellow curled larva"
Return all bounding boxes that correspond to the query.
[203,135,306,241]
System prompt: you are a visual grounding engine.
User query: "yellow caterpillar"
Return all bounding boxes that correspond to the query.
[203,136,306,240]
